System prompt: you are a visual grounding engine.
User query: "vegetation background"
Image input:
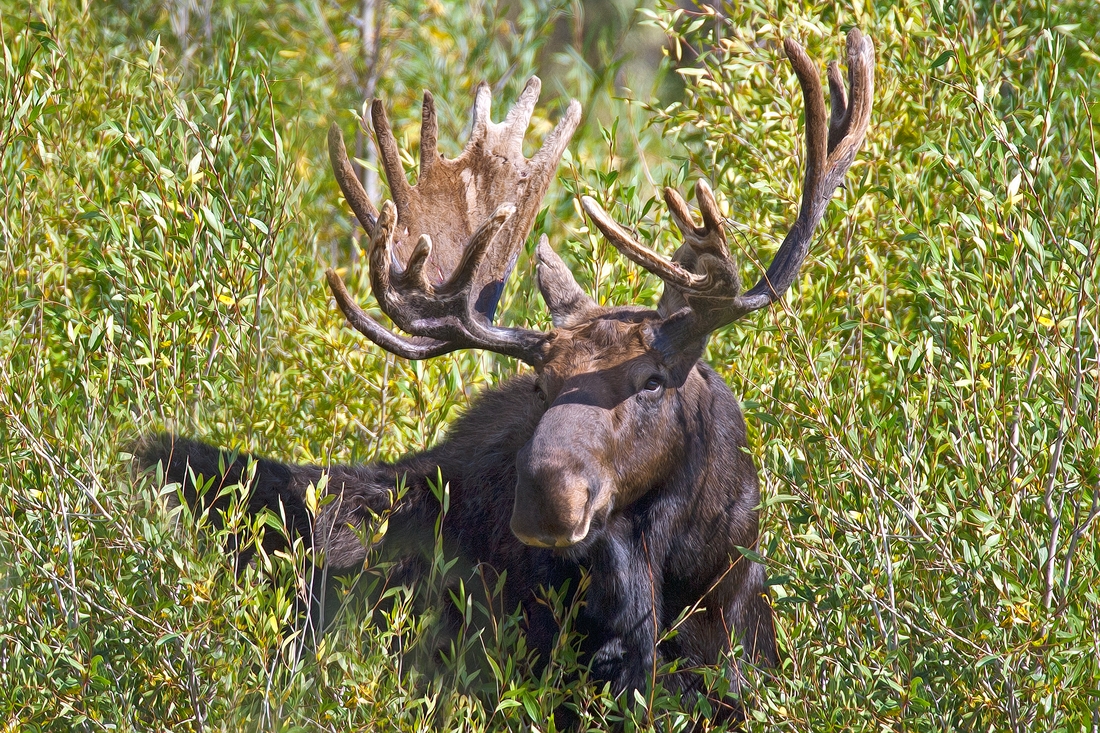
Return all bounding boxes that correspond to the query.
[2,0,1099,730]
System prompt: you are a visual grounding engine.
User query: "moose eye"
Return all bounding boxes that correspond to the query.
[642,376,664,393]
[535,383,548,402]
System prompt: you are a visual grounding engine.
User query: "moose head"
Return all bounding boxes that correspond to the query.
[326,29,874,550]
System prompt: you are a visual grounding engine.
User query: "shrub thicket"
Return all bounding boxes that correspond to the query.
[1,0,1098,730]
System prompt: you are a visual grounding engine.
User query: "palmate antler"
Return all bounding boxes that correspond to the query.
[583,29,875,342]
[328,29,874,364]
[326,78,581,361]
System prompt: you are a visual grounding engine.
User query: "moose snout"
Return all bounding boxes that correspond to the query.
[511,431,606,548]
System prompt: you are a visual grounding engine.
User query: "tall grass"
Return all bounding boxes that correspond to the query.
[1,0,1098,730]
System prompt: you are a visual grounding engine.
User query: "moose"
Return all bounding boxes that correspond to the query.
[139,29,874,718]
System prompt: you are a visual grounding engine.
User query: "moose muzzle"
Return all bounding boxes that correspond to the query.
[511,405,613,548]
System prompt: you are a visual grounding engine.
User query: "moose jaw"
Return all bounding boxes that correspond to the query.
[139,29,874,723]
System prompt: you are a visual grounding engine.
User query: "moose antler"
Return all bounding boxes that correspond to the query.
[328,31,873,366]
[582,28,875,338]
[327,78,581,362]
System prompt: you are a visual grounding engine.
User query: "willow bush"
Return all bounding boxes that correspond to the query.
[1,0,1097,730]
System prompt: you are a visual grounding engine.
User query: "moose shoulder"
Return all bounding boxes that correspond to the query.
[138,29,874,715]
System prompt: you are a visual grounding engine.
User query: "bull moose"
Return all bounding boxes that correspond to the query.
[139,29,874,718]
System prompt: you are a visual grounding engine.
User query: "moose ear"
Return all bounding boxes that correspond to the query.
[647,309,708,386]
[535,236,596,327]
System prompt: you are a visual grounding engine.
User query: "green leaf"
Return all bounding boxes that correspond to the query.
[930,50,954,69]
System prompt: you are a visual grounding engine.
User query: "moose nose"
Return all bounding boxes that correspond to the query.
[511,438,599,547]
[511,465,592,547]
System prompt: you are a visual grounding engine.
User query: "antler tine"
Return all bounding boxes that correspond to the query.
[531,99,582,174]
[663,186,696,236]
[328,123,379,235]
[470,82,493,144]
[444,204,516,293]
[580,196,704,290]
[504,77,541,149]
[731,28,873,315]
[370,100,413,212]
[366,201,398,309]
[397,235,433,292]
[826,62,849,152]
[827,30,874,171]
[419,91,440,178]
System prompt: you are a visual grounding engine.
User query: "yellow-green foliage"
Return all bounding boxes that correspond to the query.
[1,0,1098,730]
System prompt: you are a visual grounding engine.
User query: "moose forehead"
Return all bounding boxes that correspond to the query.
[539,307,663,396]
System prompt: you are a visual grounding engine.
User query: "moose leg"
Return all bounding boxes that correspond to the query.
[729,560,778,668]
[665,560,777,723]
[580,534,663,698]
